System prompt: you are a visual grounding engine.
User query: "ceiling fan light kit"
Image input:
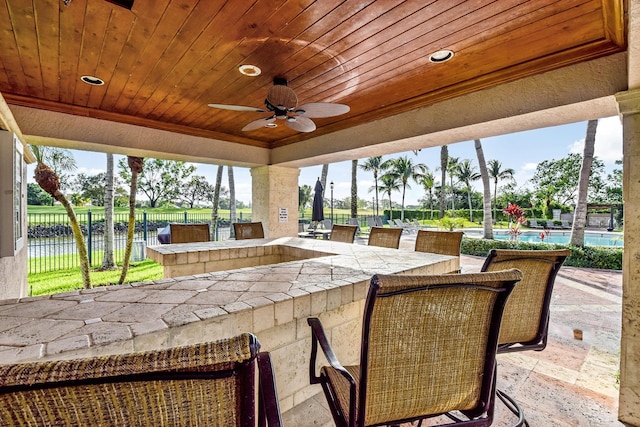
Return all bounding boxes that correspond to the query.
[208,78,349,133]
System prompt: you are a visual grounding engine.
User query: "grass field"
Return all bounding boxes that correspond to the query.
[29,260,164,296]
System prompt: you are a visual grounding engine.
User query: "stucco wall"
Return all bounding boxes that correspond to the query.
[0,247,27,300]
[0,130,28,300]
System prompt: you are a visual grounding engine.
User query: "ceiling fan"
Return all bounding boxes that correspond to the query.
[208,78,350,133]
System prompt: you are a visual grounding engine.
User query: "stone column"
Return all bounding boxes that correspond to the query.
[250,165,300,238]
[616,88,640,425]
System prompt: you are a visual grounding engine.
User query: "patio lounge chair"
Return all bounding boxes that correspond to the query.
[481,248,571,425]
[234,221,265,239]
[308,269,522,427]
[528,220,543,229]
[0,333,283,427]
[393,218,415,233]
[367,226,402,248]
[169,223,210,243]
[329,224,358,243]
[347,218,361,233]
[561,220,572,229]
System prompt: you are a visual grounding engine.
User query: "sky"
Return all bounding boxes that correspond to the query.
[27,116,622,206]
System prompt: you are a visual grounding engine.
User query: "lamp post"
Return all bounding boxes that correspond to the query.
[330,181,334,224]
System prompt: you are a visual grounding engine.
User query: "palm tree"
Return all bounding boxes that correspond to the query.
[118,156,143,284]
[379,173,400,221]
[351,159,358,219]
[571,119,598,246]
[388,155,427,220]
[101,153,115,269]
[474,139,493,239]
[439,146,448,218]
[446,156,460,215]
[488,159,515,223]
[359,156,384,217]
[31,145,91,288]
[228,166,236,236]
[211,165,224,240]
[455,159,480,222]
[419,172,436,220]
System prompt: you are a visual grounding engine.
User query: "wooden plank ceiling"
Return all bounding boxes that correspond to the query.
[0,0,626,150]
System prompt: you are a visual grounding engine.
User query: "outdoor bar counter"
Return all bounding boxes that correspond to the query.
[0,237,458,414]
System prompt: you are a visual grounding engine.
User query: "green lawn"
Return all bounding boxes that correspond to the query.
[28,260,164,296]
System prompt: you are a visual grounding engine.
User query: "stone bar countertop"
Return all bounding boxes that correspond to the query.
[0,237,458,365]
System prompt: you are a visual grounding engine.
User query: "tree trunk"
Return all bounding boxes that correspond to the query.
[211,165,223,240]
[351,159,358,218]
[401,184,407,220]
[475,139,494,239]
[102,153,115,269]
[570,120,598,246]
[439,145,448,218]
[321,164,329,199]
[34,161,91,289]
[57,191,92,288]
[228,166,236,237]
[374,171,379,218]
[119,156,142,284]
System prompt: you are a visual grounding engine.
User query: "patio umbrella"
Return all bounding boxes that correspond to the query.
[311,179,325,226]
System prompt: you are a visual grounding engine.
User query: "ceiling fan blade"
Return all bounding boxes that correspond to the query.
[208,103,266,113]
[285,116,316,133]
[295,102,350,118]
[242,116,276,131]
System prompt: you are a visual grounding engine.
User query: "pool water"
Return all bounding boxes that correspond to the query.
[466,230,624,247]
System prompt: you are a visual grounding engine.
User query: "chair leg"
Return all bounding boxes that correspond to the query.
[496,388,528,427]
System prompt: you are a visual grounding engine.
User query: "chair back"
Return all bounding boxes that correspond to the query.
[234,222,265,240]
[367,226,402,248]
[329,224,358,243]
[480,249,570,351]
[414,230,464,256]
[0,333,282,427]
[359,270,522,426]
[170,223,210,243]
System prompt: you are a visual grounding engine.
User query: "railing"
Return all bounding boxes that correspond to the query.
[28,211,386,275]
[27,211,250,275]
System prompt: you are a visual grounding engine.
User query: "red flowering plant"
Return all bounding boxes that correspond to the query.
[503,203,526,241]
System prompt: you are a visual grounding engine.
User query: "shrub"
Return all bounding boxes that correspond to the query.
[461,237,622,270]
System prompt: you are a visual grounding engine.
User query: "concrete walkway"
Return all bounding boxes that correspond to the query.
[284,235,623,426]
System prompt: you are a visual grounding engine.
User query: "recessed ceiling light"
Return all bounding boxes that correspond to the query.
[239,65,261,76]
[265,123,277,128]
[80,75,104,86]
[429,50,454,63]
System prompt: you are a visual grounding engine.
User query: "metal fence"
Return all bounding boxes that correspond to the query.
[27,211,381,275]
[27,211,252,275]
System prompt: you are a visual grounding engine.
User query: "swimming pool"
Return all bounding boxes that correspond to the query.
[464,229,624,247]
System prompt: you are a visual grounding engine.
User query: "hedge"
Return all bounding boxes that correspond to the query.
[461,237,622,270]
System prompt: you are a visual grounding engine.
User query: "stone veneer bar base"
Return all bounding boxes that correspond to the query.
[0,237,458,414]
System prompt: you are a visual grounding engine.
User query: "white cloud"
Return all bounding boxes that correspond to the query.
[568,116,622,166]
[76,167,105,175]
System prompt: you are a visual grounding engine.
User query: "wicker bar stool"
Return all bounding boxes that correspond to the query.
[309,269,522,427]
[233,221,265,239]
[329,224,358,243]
[0,333,282,426]
[481,248,571,426]
[367,226,403,248]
